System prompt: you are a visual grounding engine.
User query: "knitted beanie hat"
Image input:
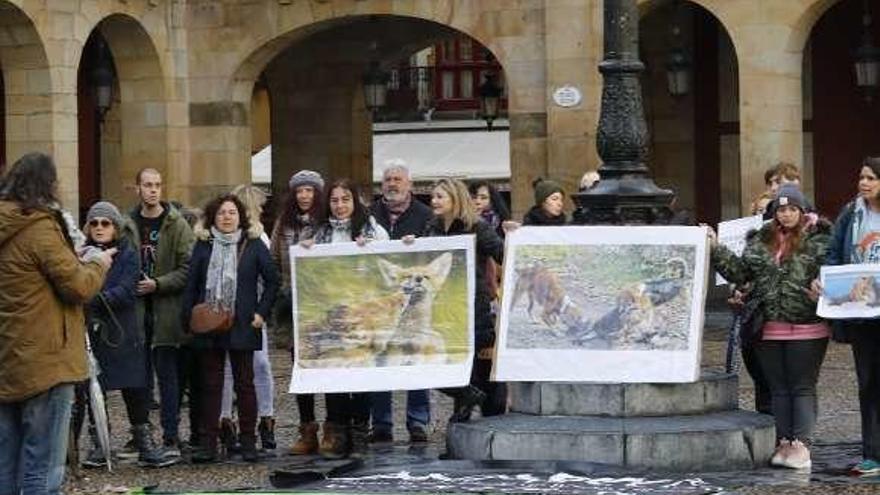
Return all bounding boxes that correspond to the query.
[533,178,564,206]
[86,201,123,227]
[771,183,807,215]
[288,170,324,191]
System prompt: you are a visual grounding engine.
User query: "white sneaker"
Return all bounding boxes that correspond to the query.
[781,439,811,470]
[770,439,791,467]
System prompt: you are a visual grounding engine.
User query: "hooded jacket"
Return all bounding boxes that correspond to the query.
[122,202,195,347]
[712,217,832,325]
[0,201,108,402]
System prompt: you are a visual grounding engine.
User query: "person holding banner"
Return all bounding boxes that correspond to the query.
[421,178,507,421]
[825,156,880,475]
[708,184,831,470]
[182,194,280,463]
[302,179,389,459]
[270,170,324,455]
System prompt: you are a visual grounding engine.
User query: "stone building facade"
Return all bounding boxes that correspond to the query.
[0,0,876,220]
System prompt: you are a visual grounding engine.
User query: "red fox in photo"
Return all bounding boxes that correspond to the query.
[299,253,453,368]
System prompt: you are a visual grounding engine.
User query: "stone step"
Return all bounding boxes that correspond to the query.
[447,410,775,471]
[510,371,738,417]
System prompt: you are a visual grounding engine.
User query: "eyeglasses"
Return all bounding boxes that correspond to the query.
[89,219,113,228]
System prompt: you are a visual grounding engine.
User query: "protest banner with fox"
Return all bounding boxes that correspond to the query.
[288,236,475,393]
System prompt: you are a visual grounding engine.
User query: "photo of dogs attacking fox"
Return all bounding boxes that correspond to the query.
[294,250,470,368]
[505,245,695,351]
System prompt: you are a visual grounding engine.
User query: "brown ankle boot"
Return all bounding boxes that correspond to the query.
[290,421,319,455]
[318,422,349,459]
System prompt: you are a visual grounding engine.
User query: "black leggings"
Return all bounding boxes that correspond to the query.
[755,338,827,442]
[325,393,370,424]
[297,394,316,423]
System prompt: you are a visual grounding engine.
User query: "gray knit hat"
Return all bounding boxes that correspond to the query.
[770,183,807,214]
[86,201,123,227]
[288,170,324,191]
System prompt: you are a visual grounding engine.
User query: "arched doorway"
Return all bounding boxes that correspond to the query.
[237,16,511,210]
[0,2,51,172]
[640,1,740,225]
[806,0,880,216]
[77,14,167,212]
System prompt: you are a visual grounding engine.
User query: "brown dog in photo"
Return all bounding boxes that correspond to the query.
[512,265,584,330]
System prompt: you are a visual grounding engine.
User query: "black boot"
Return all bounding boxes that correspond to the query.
[240,433,259,463]
[220,418,240,455]
[349,420,369,458]
[448,385,486,423]
[258,417,276,451]
[81,426,108,468]
[133,423,177,468]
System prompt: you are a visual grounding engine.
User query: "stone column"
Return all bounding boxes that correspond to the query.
[735,28,804,214]
[543,0,604,206]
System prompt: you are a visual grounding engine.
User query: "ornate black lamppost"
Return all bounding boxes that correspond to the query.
[573,0,674,225]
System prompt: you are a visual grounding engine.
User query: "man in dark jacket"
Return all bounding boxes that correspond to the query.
[123,168,195,460]
[369,162,433,443]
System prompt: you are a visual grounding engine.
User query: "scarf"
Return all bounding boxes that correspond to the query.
[480,209,501,231]
[206,227,243,312]
[284,214,314,246]
[383,193,412,227]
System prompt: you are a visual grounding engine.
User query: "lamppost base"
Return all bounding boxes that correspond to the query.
[572,177,675,225]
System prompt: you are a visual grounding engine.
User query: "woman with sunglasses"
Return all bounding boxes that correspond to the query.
[77,202,171,468]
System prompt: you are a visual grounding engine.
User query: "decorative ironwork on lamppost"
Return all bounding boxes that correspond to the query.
[572,0,674,225]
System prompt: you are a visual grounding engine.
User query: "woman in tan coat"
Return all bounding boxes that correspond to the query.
[0,152,114,495]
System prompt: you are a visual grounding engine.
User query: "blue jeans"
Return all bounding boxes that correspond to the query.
[0,383,75,495]
[370,390,430,432]
[153,346,181,443]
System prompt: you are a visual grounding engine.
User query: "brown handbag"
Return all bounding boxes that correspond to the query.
[189,303,234,334]
[189,240,247,335]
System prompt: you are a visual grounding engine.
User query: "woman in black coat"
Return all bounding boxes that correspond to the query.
[523,178,567,225]
[182,194,280,463]
[77,201,169,468]
[421,178,507,421]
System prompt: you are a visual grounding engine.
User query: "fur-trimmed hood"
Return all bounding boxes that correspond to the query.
[746,214,832,245]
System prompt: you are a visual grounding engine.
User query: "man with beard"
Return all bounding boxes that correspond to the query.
[369,161,433,443]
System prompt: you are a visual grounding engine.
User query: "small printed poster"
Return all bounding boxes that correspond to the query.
[716,215,765,286]
[817,264,880,319]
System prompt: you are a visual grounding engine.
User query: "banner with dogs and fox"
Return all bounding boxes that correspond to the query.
[494,226,710,383]
[288,236,475,393]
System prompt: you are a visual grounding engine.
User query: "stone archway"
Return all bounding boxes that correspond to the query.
[0,2,52,169]
[184,2,560,214]
[77,14,169,209]
[801,0,880,215]
[639,0,741,224]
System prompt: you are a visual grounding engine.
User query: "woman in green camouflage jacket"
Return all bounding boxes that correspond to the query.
[709,184,832,471]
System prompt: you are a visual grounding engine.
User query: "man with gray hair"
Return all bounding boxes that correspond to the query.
[370,160,433,443]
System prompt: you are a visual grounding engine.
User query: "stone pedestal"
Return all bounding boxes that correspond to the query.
[447,371,775,471]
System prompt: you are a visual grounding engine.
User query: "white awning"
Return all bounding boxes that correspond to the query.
[372,130,510,184]
[251,145,272,184]
[251,129,511,185]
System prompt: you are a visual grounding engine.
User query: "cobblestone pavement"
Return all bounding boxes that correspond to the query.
[64,312,880,493]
